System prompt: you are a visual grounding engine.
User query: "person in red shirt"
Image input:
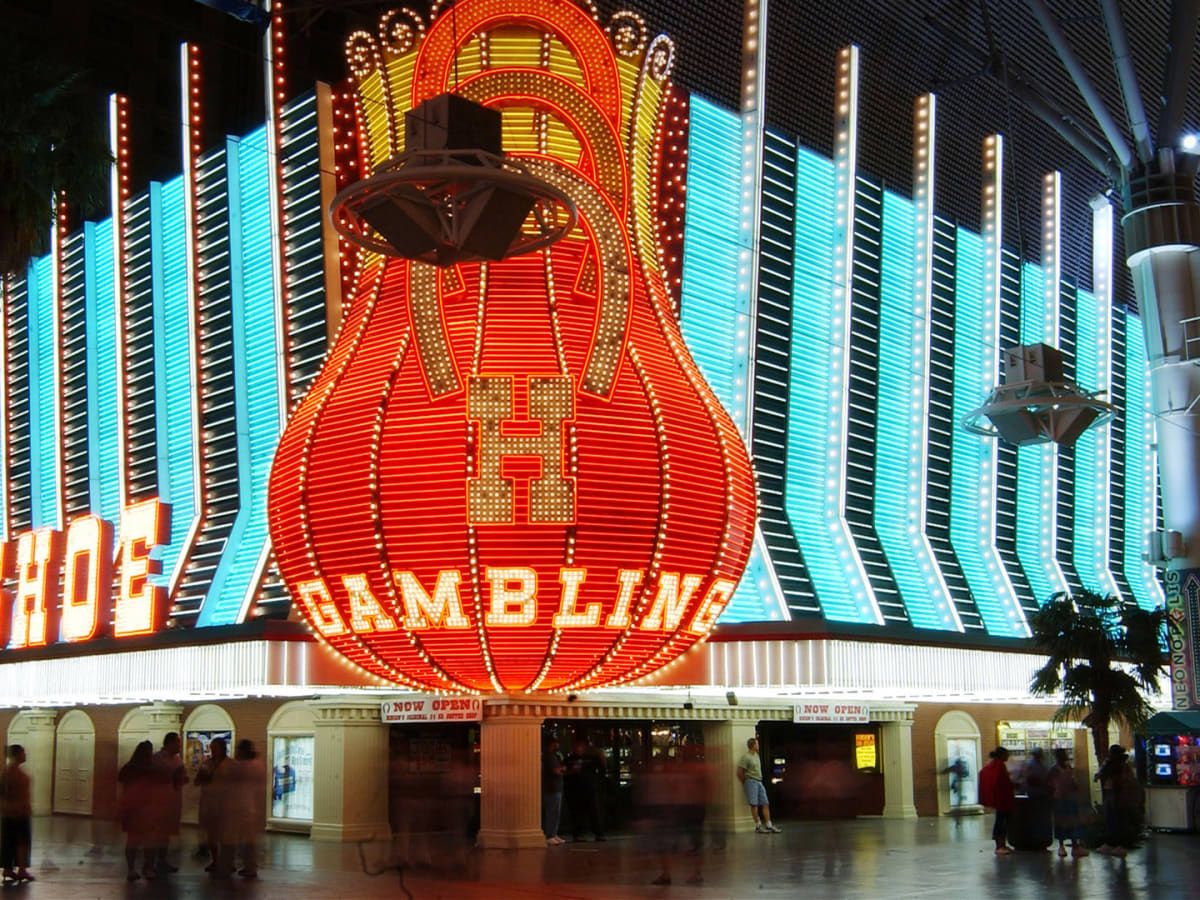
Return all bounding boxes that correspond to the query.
[978,747,1015,855]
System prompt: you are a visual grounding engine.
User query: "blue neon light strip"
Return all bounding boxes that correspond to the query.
[876,191,956,630]
[782,145,875,623]
[1071,288,1116,596]
[948,228,1024,636]
[679,98,775,622]
[679,97,750,437]
[84,220,122,523]
[151,177,199,589]
[27,256,59,530]
[1014,262,1065,603]
[1122,312,1164,609]
[198,128,283,626]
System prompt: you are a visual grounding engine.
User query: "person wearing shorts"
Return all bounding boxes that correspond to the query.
[736,738,780,833]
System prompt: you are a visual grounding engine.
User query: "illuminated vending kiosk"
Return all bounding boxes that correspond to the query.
[1144,711,1200,831]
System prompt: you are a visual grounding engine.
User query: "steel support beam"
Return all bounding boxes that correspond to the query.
[918,13,1120,182]
[1158,0,1200,151]
[1024,0,1132,169]
[1100,0,1153,164]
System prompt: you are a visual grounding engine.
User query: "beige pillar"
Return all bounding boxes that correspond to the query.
[142,702,184,747]
[10,710,57,816]
[310,698,391,842]
[880,718,918,819]
[476,711,545,849]
[701,718,758,834]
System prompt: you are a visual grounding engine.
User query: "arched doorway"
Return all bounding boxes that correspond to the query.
[117,707,152,775]
[7,710,56,815]
[267,701,316,832]
[53,710,96,815]
[180,704,235,825]
[933,710,983,816]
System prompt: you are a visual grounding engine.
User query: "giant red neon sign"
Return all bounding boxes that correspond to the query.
[267,0,755,692]
[0,499,172,650]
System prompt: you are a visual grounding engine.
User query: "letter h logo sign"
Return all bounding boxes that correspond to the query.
[467,375,575,524]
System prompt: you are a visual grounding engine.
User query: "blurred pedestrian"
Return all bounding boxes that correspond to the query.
[118,741,156,880]
[563,738,606,842]
[1047,748,1087,858]
[231,740,266,878]
[941,757,970,811]
[1095,745,1142,857]
[149,732,186,876]
[1022,747,1052,849]
[979,747,1015,855]
[194,737,233,877]
[809,742,857,873]
[0,744,34,884]
[542,736,565,846]
[736,737,780,833]
[634,756,684,886]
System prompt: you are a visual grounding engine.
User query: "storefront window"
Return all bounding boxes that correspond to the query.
[272,735,314,821]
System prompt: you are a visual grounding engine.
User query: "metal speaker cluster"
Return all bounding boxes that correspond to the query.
[330,94,577,267]
[961,343,1116,448]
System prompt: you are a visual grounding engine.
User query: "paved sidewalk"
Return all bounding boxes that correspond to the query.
[6,813,1195,899]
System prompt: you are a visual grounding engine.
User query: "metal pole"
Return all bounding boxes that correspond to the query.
[1099,0,1153,164]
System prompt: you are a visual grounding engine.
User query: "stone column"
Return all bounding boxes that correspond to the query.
[701,719,757,835]
[142,702,184,747]
[880,717,918,819]
[310,698,391,842]
[475,710,545,849]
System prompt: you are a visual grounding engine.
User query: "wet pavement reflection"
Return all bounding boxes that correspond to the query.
[13,812,1196,898]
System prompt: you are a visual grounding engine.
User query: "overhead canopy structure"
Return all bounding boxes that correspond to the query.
[1144,710,1200,735]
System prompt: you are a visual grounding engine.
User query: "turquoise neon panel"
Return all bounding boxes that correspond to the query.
[678,97,777,622]
[1122,313,1164,609]
[1015,262,1064,604]
[948,229,1024,636]
[783,146,874,623]
[199,128,283,626]
[27,255,59,530]
[151,177,199,590]
[679,97,749,436]
[1071,288,1114,595]
[84,219,122,523]
[875,191,955,629]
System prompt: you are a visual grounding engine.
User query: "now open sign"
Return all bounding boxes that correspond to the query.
[792,703,869,724]
[381,697,483,724]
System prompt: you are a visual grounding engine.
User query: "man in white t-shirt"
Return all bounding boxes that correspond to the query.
[736,738,780,833]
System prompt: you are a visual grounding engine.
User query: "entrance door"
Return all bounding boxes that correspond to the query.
[945,737,979,809]
[53,710,95,815]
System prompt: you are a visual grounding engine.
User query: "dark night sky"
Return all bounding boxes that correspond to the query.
[9,0,1198,309]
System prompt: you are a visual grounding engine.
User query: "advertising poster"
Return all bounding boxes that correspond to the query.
[272,735,314,821]
[184,729,233,778]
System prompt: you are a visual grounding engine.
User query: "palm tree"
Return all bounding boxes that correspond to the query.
[0,35,112,275]
[1029,589,1167,764]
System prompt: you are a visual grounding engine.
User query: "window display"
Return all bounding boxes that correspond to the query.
[996,720,1076,772]
[1148,735,1200,786]
[184,730,233,778]
[272,735,314,821]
